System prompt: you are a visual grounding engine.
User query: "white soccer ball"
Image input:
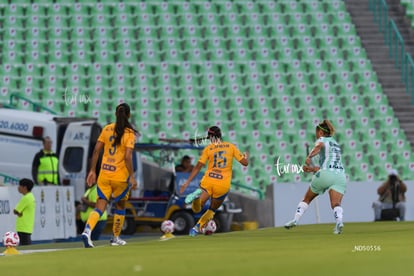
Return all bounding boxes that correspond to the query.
[161,220,175,234]
[2,231,20,247]
[201,220,217,235]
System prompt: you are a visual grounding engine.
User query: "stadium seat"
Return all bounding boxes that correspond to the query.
[0,1,412,197]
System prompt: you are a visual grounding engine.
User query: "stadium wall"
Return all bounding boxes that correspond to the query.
[229,184,274,229]
[0,186,76,241]
[274,181,414,227]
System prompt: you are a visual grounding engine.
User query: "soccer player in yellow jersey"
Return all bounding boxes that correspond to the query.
[180,126,249,236]
[82,103,138,248]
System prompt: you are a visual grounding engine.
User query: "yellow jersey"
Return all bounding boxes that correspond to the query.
[198,141,244,186]
[98,123,136,182]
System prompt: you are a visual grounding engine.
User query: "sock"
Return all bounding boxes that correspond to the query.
[84,210,101,233]
[192,198,202,213]
[333,206,343,224]
[294,201,309,222]
[197,209,215,230]
[113,211,126,237]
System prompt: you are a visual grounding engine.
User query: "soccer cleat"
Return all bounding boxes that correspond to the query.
[81,231,94,248]
[110,236,127,246]
[185,188,202,204]
[333,222,344,234]
[284,219,297,229]
[189,224,200,237]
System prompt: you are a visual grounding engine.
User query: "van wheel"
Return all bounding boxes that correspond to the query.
[171,212,195,235]
[214,213,230,233]
[121,217,136,235]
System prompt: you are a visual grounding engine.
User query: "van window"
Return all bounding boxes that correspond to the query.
[63,147,83,172]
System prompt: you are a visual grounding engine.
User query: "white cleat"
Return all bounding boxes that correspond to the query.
[334,222,344,234]
[284,219,297,229]
[82,232,94,248]
[110,236,127,246]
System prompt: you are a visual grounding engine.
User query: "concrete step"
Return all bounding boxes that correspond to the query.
[373,74,401,79]
[397,118,414,123]
[346,0,414,148]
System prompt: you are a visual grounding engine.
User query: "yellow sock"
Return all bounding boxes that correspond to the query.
[197,209,215,229]
[113,214,125,237]
[85,211,100,232]
[192,198,202,213]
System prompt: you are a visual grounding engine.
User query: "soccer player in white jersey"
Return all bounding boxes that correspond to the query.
[284,119,347,234]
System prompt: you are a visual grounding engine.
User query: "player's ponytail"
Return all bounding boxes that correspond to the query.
[114,103,138,145]
[317,119,335,136]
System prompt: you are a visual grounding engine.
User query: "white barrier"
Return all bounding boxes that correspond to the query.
[273,181,414,227]
[0,186,76,241]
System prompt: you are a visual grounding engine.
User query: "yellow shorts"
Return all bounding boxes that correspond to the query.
[200,180,230,200]
[97,176,130,203]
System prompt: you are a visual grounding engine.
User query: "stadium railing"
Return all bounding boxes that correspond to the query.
[369,0,414,104]
[8,93,58,114]
[232,181,264,200]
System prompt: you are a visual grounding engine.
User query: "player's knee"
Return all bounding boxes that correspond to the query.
[116,200,126,210]
[209,201,222,211]
[94,208,104,218]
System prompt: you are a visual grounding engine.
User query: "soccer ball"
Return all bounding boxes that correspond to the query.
[201,220,217,235]
[2,231,20,247]
[161,220,175,234]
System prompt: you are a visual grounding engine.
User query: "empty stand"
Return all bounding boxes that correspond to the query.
[1,1,413,197]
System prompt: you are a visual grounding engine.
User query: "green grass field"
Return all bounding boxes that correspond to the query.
[1,222,413,276]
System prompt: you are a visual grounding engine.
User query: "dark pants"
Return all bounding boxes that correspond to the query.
[17,232,32,246]
[91,220,107,241]
[76,219,85,235]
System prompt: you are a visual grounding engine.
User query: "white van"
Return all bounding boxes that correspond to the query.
[0,108,141,201]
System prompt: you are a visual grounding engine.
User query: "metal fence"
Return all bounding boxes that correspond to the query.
[369,0,414,104]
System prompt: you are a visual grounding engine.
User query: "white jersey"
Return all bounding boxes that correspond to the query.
[316,137,345,173]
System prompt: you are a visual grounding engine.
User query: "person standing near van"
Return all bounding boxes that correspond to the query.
[32,136,59,185]
[14,178,36,245]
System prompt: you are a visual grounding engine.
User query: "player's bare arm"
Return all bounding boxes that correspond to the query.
[305,142,324,165]
[125,147,137,190]
[240,151,249,166]
[87,141,104,186]
[13,209,22,217]
[179,162,204,194]
[303,142,323,173]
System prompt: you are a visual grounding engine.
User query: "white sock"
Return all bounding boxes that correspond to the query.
[294,202,309,222]
[333,206,343,224]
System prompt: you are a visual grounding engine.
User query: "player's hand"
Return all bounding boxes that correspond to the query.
[180,181,189,195]
[129,177,138,190]
[303,165,319,173]
[86,171,96,187]
[302,165,313,173]
[305,157,311,166]
[243,152,249,159]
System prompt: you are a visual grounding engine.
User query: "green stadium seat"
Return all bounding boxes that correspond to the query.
[0,1,412,196]
[324,0,346,13]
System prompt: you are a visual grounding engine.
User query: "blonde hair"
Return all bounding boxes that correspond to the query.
[317,119,335,136]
